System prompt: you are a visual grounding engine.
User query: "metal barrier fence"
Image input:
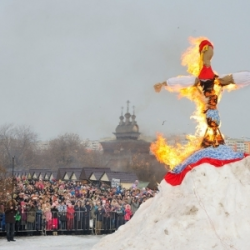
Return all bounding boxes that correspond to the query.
[0,211,126,235]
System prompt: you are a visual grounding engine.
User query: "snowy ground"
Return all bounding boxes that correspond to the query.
[0,235,104,250]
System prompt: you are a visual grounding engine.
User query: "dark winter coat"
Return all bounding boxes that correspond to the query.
[5,208,16,224]
[51,207,59,219]
[74,205,85,221]
[95,207,105,221]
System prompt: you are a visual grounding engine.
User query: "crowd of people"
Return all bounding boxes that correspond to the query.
[0,177,157,241]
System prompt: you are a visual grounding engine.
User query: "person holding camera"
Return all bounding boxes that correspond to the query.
[5,200,17,242]
[130,197,140,216]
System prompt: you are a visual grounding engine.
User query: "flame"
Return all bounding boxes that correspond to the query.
[181,36,209,76]
[224,83,239,92]
[150,133,200,169]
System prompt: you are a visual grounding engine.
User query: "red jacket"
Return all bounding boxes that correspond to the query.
[124,208,132,221]
[66,207,75,219]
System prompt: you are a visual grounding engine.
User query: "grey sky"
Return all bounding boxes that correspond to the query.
[1,0,250,141]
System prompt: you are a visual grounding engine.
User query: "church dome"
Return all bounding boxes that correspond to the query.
[114,101,140,140]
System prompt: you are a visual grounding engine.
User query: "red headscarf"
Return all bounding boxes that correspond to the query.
[199,40,213,53]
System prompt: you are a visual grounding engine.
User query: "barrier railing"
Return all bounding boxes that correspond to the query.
[0,211,127,235]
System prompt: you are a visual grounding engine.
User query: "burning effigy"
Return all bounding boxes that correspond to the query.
[151,37,250,185]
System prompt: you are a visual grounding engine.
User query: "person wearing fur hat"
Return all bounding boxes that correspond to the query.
[5,200,17,242]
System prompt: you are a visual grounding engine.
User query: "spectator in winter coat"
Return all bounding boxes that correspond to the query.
[26,202,37,235]
[43,201,52,230]
[115,205,124,229]
[5,200,17,242]
[35,205,43,231]
[83,200,91,231]
[131,180,139,189]
[20,201,27,231]
[66,203,75,230]
[94,205,105,235]
[74,200,84,231]
[124,204,132,223]
[115,186,122,195]
[14,207,21,232]
[51,203,59,230]
[0,204,5,231]
[58,201,67,230]
[103,203,112,233]
[130,197,140,215]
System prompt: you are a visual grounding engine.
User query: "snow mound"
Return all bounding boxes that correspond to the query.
[92,156,250,250]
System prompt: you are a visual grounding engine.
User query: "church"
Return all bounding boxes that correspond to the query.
[100,101,166,187]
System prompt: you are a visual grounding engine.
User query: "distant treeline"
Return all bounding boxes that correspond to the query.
[0,124,166,187]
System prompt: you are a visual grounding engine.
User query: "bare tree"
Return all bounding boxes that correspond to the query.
[0,165,12,204]
[34,133,108,169]
[123,152,166,188]
[48,133,81,165]
[0,124,38,170]
[41,133,86,168]
[80,150,107,168]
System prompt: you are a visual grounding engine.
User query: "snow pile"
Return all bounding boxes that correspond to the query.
[92,157,250,250]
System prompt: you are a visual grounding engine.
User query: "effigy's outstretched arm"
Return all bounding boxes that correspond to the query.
[154,75,199,93]
[154,71,250,93]
[219,71,250,87]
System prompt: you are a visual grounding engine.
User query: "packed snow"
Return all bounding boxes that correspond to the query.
[92,156,250,250]
[0,235,104,250]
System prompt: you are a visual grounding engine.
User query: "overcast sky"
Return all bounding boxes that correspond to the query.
[1,0,250,141]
